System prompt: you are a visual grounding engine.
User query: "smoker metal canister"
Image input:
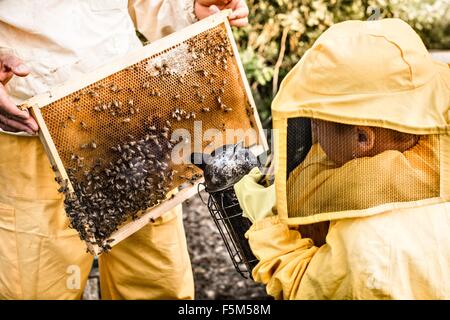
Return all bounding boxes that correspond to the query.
[193,143,260,278]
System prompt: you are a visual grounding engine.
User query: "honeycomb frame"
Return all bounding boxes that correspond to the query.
[24,11,267,255]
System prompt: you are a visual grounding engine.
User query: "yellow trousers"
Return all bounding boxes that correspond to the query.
[0,133,194,299]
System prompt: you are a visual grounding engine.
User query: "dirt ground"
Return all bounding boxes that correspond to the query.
[82,191,269,300]
[183,192,269,300]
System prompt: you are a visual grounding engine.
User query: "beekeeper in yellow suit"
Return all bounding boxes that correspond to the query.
[235,18,450,299]
[0,0,249,300]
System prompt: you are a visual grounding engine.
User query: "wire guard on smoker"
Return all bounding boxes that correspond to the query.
[199,183,258,279]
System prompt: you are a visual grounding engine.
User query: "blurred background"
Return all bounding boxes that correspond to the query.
[233,0,450,127]
[84,0,450,300]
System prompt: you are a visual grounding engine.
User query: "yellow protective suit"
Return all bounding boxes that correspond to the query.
[0,0,195,299]
[236,19,450,300]
[238,136,449,299]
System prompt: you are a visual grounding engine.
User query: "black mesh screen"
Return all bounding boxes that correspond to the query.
[287,117,312,177]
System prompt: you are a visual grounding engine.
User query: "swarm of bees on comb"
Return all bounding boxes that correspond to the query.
[38,24,258,254]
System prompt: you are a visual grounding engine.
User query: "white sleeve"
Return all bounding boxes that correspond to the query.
[128,0,198,42]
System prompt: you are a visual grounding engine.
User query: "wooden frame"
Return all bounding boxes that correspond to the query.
[24,10,268,255]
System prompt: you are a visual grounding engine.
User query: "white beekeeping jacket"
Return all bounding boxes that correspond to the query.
[0,0,195,116]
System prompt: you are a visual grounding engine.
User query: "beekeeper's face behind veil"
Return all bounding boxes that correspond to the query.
[311,120,420,167]
[271,18,450,226]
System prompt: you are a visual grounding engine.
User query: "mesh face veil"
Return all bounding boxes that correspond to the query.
[272,19,450,226]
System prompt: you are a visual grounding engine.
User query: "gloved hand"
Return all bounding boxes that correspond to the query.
[234,167,276,224]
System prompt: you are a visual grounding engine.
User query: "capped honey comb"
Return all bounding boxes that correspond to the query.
[24,11,267,255]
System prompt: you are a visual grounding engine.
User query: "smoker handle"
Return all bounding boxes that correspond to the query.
[257,153,275,186]
[190,152,210,171]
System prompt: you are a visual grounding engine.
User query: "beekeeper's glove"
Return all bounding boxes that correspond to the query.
[234,167,276,224]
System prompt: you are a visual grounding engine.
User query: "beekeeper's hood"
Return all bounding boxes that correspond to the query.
[272,18,450,225]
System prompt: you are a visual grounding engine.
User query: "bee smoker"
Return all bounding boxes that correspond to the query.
[192,142,260,279]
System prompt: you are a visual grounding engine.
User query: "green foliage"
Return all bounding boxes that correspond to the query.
[234,0,450,126]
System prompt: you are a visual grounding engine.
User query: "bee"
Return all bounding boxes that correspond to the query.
[165,120,171,128]
[88,90,99,98]
[224,107,233,112]
[154,61,162,70]
[198,70,208,77]
[150,89,161,97]
[80,121,88,130]
[142,82,150,89]
[110,84,120,93]
[68,115,76,122]
[90,141,97,149]
[174,93,181,100]
[178,77,185,84]
[202,107,210,112]
[128,99,134,107]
